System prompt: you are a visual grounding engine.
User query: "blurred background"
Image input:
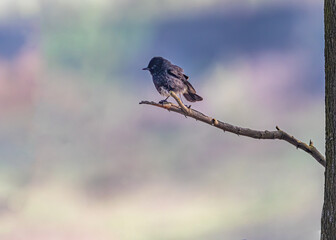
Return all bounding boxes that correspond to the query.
[0,0,325,239]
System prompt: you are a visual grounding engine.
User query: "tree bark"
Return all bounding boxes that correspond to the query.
[140,91,326,167]
[321,0,336,239]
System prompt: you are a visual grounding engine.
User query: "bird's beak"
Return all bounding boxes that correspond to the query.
[142,67,149,70]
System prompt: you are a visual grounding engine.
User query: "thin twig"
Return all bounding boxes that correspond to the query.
[139,91,326,167]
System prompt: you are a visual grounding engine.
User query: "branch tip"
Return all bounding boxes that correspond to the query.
[139,99,326,168]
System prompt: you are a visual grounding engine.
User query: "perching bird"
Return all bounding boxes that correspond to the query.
[143,57,203,103]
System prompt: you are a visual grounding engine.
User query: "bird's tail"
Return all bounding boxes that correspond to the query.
[183,92,203,102]
[183,81,203,102]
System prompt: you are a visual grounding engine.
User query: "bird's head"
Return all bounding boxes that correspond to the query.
[142,57,169,73]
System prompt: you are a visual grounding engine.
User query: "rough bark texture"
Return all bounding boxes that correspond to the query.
[321,0,336,239]
[140,91,326,167]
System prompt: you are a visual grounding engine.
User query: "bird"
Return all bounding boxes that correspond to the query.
[143,57,203,103]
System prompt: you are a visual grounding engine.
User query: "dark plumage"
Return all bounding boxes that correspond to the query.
[143,57,203,103]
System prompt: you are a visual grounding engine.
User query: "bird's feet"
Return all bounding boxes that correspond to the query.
[186,104,191,109]
[159,99,169,104]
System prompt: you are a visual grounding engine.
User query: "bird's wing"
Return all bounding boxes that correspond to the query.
[171,64,189,80]
[167,68,182,79]
[167,68,196,94]
[167,68,188,81]
[172,64,183,72]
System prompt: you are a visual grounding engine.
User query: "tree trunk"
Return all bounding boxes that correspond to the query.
[321,0,336,239]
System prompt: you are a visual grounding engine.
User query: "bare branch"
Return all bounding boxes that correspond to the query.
[139,91,326,167]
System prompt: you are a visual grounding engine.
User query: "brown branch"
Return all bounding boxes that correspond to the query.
[139,91,326,167]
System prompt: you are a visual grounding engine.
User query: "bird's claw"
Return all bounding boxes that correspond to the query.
[159,100,168,104]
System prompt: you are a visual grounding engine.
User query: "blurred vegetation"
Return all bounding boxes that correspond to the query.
[0,0,325,239]
[41,2,152,80]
